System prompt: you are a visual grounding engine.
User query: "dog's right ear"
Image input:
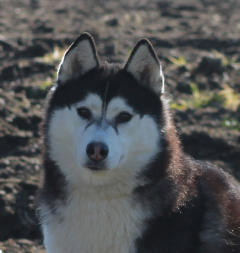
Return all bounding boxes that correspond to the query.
[57,33,100,84]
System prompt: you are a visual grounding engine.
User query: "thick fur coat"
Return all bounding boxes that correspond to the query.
[38,33,240,253]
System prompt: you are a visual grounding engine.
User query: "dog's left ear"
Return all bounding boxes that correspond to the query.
[57,33,100,83]
[124,39,164,94]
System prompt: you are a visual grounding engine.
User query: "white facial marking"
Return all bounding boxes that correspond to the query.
[106,97,134,120]
[45,95,159,253]
[75,93,102,118]
[106,97,160,171]
[48,94,160,186]
[48,93,102,184]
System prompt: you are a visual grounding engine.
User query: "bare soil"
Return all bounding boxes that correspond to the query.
[0,0,240,252]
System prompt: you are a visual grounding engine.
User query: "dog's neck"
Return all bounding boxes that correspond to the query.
[68,168,144,201]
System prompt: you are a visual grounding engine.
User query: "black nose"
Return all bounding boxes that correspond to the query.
[86,142,109,162]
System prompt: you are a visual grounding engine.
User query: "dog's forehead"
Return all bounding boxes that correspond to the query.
[75,93,103,117]
[106,97,134,118]
[77,93,133,118]
[76,93,102,109]
[50,65,161,118]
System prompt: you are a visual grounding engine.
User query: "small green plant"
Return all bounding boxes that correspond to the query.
[40,77,54,90]
[170,102,188,111]
[171,82,223,110]
[36,47,65,64]
[39,72,57,90]
[188,82,210,108]
[36,48,63,90]
[212,50,239,67]
[219,84,240,111]
[170,83,239,111]
[169,55,188,67]
[222,118,240,131]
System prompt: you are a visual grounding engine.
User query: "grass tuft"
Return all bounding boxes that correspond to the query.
[36,47,65,64]
[38,72,57,90]
[212,50,238,67]
[169,55,188,67]
[171,83,239,111]
[36,48,63,90]
[218,84,240,111]
[222,118,240,131]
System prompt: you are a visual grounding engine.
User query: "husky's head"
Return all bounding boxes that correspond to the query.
[45,33,166,186]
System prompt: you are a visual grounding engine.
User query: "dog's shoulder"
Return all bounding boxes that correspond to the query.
[192,160,240,249]
[197,160,240,202]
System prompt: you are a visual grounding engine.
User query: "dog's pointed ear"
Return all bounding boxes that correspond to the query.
[57,33,100,83]
[124,39,165,94]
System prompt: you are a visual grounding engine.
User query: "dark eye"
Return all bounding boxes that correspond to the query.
[77,107,92,120]
[115,111,133,124]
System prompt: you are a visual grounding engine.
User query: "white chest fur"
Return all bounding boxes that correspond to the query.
[42,185,146,253]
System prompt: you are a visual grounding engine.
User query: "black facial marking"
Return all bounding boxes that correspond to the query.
[115,111,133,125]
[48,64,162,123]
[102,81,110,117]
[77,107,92,120]
[84,120,95,131]
[112,123,119,135]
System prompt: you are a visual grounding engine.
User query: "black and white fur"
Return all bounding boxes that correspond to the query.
[38,33,240,253]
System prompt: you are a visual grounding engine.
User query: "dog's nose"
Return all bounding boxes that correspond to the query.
[86,142,109,162]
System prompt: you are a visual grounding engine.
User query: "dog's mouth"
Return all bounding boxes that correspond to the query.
[88,166,105,171]
[86,161,106,172]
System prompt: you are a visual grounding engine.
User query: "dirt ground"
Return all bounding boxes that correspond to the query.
[0,0,240,252]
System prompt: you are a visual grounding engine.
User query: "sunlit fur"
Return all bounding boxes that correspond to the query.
[39,34,240,253]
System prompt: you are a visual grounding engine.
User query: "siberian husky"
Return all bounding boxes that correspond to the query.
[38,33,240,253]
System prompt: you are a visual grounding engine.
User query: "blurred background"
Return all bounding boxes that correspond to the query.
[0,0,239,252]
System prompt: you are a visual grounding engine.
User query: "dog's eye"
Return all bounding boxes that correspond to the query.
[77,107,92,120]
[115,112,132,124]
